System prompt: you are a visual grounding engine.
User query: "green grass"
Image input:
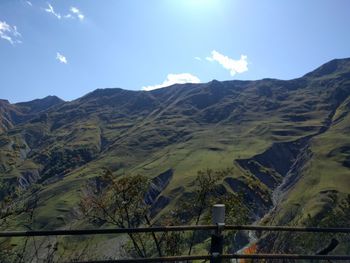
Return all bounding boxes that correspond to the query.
[1,58,350,258]
[271,95,350,225]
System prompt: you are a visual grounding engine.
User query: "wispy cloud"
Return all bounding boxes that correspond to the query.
[206,50,248,76]
[142,73,201,91]
[0,21,21,45]
[70,7,84,21]
[56,52,68,64]
[44,3,61,19]
[194,57,202,61]
[26,1,33,6]
[44,3,85,22]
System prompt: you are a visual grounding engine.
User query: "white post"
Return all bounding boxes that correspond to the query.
[212,204,225,225]
[210,204,225,263]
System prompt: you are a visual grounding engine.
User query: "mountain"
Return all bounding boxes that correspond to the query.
[0,96,64,133]
[1,58,350,256]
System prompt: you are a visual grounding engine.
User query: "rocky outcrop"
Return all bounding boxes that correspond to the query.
[18,169,41,189]
[144,169,173,206]
[272,143,312,205]
[224,177,272,218]
[236,137,309,190]
[150,195,170,218]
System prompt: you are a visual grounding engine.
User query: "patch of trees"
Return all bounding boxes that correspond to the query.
[0,168,251,261]
[80,168,250,259]
[38,148,94,182]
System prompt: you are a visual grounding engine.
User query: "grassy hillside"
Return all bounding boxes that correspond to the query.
[0,58,350,257]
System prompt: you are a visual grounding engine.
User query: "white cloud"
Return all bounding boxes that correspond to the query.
[194,57,202,61]
[12,26,21,37]
[70,7,84,21]
[0,21,21,45]
[142,73,201,91]
[44,3,61,19]
[43,3,85,22]
[26,1,33,6]
[56,52,68,64]
[206,50,248,76]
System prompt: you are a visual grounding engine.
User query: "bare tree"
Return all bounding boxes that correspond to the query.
[187,169,223,256]
[80,168,249,261]
[80,171,162,258]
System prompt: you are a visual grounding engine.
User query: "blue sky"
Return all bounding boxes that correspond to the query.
[1,0,350,103]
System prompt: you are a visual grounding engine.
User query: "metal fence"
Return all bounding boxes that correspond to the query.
[1,204,350,262]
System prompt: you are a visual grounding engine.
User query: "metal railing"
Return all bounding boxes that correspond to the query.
[1,224,350,237]
[1,204,350,262]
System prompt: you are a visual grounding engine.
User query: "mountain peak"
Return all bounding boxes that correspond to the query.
[15,95,64,114]
[80,88,127,100]
[0,99,10,105]
[304,57,350,78]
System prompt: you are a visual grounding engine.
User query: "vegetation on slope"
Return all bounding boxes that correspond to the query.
[0,58,350,259]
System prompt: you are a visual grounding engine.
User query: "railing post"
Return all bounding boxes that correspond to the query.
[210,204,225,263]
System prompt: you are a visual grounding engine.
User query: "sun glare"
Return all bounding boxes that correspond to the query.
[167,0,224,13]
[184,0,218,8]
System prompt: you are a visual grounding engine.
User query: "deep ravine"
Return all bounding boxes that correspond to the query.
[235,107,339,254]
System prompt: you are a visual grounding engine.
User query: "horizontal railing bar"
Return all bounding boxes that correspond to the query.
[225,225,350,233]
[72,254,350,262]
[0,225,215,237]
[1,225,350,237]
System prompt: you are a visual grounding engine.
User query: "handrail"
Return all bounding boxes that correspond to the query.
[71,254,350,262]
[2,204,349,262]
[0,224,350,237]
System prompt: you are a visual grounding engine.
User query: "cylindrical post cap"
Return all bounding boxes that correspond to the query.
[212,204,225,224]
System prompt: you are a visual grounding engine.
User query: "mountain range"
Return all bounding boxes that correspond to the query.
[1,58,350,256]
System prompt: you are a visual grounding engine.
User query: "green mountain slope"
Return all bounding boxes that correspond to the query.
[0,58,350,255]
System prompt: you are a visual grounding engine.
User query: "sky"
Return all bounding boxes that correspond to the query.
[1,0,350,103]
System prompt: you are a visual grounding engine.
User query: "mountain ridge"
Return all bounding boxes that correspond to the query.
[5,57,349,106]
[1,57,350,256]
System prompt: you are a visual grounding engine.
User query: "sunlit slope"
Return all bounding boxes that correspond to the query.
[269,94,350,226]
[257,75,350,255]
[0,58,350,230]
